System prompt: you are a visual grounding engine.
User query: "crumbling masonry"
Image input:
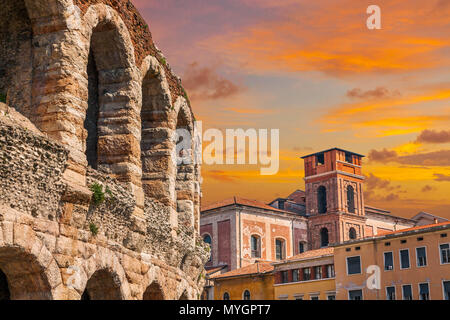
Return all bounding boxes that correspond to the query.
[0,0,208,300]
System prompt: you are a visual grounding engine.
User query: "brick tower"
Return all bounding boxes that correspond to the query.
[302,148,367,249]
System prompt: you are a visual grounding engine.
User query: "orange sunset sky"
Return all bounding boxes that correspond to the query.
[134,0,450,219]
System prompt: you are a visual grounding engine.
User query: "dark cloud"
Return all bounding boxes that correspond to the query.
[365,173,402,192]
[421,185,435,192]
[433,173,450,182]
[368,148,398,162]
[416,129,450,144]
[346,87,401,100]
[369,148,450,166]
[182,62,242,100]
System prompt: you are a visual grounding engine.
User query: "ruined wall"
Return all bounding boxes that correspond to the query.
[0,0,207,300]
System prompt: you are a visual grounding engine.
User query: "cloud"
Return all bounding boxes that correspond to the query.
[416,129,450,144]
[346,87,401,100]
[368,149,398,162]
[182,62,243,100]
[369,148,450,166]
[421,185,435,192]
[433,173,450,182]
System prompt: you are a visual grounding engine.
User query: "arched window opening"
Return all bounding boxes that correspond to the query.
[275,238,286,260]
[347,185,355,213]
[320,228,329,247]
[82,269,123,300]
[203,234,212,262]
[0,269,10,300]
[349,227,357,240]
[317,186,327,214]
[143,282,165,300]
[243,290,251,300]
[223,292,230,300]
[85,48,99,169]
[251,235,261,258]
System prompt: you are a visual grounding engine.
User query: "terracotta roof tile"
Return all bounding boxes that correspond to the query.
[201,196,292,214]
[283,247,334,262]
[210,262,274,280]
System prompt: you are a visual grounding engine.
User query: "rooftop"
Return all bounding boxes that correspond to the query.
[201,196,296,215]
[273,247,334,265]
[301,148,365,159]
[210,261,274,280]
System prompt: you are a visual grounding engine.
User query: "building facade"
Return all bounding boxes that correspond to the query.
[334,222,450,300]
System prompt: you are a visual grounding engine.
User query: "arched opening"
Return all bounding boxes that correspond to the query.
[203,234,212,262]
[349,227,357,240]
[82,269,123,300]
[251,235,261,258]
[83,19,135,177]
[317,186,327,214]
[0,0,33,117]
[179,291,189,300]
[275,238,286,260]
[175,108,194,229]
[320,228,329,247]
[143,282,165,300]
[243,290,251,300]
[223,292,230,300]
[0,269,10,300]
[140,60,174,204]
[347,185,355,213]
[0,247,53,300]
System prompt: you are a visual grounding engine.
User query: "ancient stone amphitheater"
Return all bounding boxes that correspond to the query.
[0,0,208,300]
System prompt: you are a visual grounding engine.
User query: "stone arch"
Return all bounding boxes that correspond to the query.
[173,97,195,234]
[143,281,165,300]
[71,248,131,300]
[140,55,175,208]
[0,222,63,300]
[179,290,189,300]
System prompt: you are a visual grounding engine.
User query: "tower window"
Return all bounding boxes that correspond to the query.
[347,185,355,213]
[349,227,357,240]
[345,152,353,163]
[317,186,327,214]
[316,153,325,165]
[320,228,329,247]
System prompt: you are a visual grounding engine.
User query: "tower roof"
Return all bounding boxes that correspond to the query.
[300,148,365,159]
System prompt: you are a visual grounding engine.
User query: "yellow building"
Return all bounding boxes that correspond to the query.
[334,222,450,300]
[210,262,274,300]
[272,248,336,300]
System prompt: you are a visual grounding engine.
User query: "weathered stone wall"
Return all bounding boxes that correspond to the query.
[0,0,207,300]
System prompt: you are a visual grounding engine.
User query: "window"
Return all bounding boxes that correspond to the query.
[345,152,353,163]
[299,242,306,254]
[400,249,410,269]
[326,265,335,278]
[316,153,325,165]
[349,227,357,240]
[223,292,230,300]
[275,239,286,260]
[386,286,396,300]
[294,295,304,300]
[314,266,322,279]
[440,243,450,264]
[251,235,261,258]
[348,289,363,300]
[281,271,289,284]
[327,294,336,300]
[347,256,361,275]
[419,283,429,300]
[416,247,427,267]
[401,239,407,244]
[443,281,450,300]
[402,285,413,300]
[303,268,311,281]
[243,290,251,300]
[320,228,329,247]
[317,186,327,214]
[384,252,394,271]
[203,234,212,262]
[347,186,355,213]
[292,269,299,282]
[417,237,423,241]
[385,242,391,246]
[310,295,319,300]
